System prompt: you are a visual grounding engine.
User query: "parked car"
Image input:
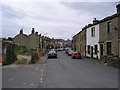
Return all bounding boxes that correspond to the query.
[67,50,74,56]
[66,48,71,54]
[72,52,82,59]
[47,50,57,58]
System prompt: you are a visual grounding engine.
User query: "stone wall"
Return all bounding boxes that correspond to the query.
[28,33,40,49]
[14,34,28,47]
[99,16,120,57]
[2,42,17,65]
[72,29,86,57]
[14,29,41,49]
[79,29,86,57]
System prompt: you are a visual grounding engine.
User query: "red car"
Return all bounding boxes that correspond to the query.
[68,50,74,56]
[72,52,82,59]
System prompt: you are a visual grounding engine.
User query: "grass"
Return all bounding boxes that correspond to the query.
[16,45,31,56]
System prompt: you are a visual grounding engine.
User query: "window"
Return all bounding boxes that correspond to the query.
[94,45,98,54]
[107,21,112,33]
[87,45,90,54]
[107,42,112,55]
[91,27,95,37]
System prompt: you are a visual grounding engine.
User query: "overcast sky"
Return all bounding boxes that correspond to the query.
[1,0,119,40]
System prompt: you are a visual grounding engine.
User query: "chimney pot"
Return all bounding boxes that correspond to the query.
[32,28,35,34]
[93,18,99,24]
[20,29,23,34]
[35,32,38,35]
[116,4,120,13]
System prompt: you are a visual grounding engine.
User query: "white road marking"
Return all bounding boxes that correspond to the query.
[23,83,26,84]
[40,78,43,81]
[30,83,34,86]
[40,80,43,83]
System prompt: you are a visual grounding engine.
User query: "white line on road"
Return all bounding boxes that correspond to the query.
[40,80,43,83]
[40,77,43,81]
[30,83,34,86]
[23,83,26,85]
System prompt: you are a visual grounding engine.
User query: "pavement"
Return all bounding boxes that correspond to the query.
[2,51,119,88]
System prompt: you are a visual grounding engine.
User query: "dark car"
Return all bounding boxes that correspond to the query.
[47,50,57,58]
[72,52,82,59]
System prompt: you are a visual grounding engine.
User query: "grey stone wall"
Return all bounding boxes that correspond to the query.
[14,29,41,49]
[28,34,40,49]
[99,16,120,57]
[14,34,28,47]
[79,30,86,57]
[72,29,86,57]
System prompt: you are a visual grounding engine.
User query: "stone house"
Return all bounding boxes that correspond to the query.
[14,29,28,47]
[72,4,120,59]
[99,4,120,58]
[79,28,86,57]
[72,27,86,57]
[72,33,80,52]
[14,28,42,49]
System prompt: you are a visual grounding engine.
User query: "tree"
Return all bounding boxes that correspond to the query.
[8,37,13,41]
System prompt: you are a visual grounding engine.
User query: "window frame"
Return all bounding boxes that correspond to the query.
[91,27,95,37]
[106,42,112,55]
[107,21,112,33]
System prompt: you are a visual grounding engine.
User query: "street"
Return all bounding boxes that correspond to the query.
[2,51,118,88]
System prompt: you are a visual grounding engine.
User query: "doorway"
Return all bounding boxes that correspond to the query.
[91,46,93,58]
[100,44,103,56]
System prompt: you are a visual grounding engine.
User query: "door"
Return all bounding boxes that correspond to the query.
[100,44,103,56]
[91,46,93,58]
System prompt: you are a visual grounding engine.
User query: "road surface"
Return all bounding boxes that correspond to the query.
[2,51,118,88]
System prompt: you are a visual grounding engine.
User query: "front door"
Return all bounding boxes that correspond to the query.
[91,46,93,58]
[100,44,103,56]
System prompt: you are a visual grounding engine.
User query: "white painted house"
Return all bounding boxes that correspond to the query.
[86,19,100,59]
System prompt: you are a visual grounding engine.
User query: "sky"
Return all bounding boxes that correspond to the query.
[1,0,119,40]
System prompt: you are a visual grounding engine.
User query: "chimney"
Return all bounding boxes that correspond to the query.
[116,4,120,13]
[93,18,99,24]
[35,32,38,35]
[39,34,41,37]
[31,28,35,34]
[20,29,23,34]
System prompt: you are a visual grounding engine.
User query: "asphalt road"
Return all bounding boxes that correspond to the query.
[2,51,118,88]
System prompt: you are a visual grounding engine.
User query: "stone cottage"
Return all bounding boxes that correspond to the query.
[99,4,120,58]
[72,4,120,59]
[72,27,86,57]
[14,28,42,49]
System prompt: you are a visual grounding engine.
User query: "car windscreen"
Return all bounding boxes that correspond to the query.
[73,52,80,54]
[49,51,56,53]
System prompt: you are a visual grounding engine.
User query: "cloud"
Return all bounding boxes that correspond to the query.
[61,2,116,19]
[2,4,27,19]
[1,1,116,40]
